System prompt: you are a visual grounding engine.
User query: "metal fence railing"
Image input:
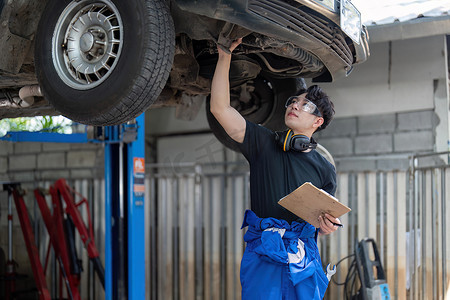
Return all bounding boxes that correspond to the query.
[147,153,450,300]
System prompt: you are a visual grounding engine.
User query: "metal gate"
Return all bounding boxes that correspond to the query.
[146,162,250,300]
[147,153,450,300]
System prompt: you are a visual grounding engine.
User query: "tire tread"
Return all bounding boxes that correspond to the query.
[90,0,175,125]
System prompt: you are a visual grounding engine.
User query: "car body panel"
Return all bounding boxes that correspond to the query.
[174,0,369,80]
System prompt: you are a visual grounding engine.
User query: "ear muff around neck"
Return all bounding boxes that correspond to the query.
[275,129,317,152]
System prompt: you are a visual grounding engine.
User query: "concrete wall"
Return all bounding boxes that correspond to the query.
[145,103,243,168]
[310,34,449,171]
[0,141,104,183]
[314,109,438,171]
[0,140,104,294]
[316,35,447,117]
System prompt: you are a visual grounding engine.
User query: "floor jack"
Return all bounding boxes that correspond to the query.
[2,180,104,300]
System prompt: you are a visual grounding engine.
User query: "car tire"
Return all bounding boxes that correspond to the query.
[34,0,175,125]
[206,76,305,152]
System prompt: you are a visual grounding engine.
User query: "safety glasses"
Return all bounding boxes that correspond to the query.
[285,96,322,117]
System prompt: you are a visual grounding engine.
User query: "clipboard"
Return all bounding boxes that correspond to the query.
[278,182,351,228]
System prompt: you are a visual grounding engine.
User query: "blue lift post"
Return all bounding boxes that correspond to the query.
[126,114,146,299]
[103,114,146,300]
[95,114,146,299]
[1,114,147,299]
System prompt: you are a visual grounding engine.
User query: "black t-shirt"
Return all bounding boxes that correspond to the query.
[237,120,337,223]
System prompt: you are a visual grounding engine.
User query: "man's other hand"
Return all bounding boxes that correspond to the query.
[318,213,341,235]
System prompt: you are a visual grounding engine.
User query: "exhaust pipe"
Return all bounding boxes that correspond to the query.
[18,85,42,107]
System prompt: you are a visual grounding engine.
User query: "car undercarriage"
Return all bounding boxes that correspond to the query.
[0,0,369,128]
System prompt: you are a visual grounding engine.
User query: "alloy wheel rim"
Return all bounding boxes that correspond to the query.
[52,0,124,90]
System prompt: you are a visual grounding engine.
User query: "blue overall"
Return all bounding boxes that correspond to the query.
[240,210,329,300]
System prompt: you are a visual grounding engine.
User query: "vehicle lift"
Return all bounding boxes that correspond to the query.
[1,114,146,299]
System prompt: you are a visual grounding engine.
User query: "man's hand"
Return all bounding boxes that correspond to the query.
[318,213,341,235]
[217,38,242,56]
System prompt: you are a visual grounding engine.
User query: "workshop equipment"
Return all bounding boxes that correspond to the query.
[1,180,104,300]
[330,238,391,300]
[36,187,80,299]
[53,178,105,287]
[354,238,391,300]
[34,179,105,300]
[3,183,51,300]
[1,113,146,299]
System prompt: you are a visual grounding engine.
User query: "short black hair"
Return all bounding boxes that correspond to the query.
[296,85,335,132]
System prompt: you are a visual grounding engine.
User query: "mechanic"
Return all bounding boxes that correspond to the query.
[210,38,341,299]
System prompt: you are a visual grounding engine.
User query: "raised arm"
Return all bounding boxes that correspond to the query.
[210,38,246,143]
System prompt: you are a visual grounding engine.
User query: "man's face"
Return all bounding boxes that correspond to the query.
[284,93,323,133]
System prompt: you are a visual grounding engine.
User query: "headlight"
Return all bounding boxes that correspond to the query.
[310,0,337,12]
[340,0,361,44]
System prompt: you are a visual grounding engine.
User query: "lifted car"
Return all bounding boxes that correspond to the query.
[0,0,369,128]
